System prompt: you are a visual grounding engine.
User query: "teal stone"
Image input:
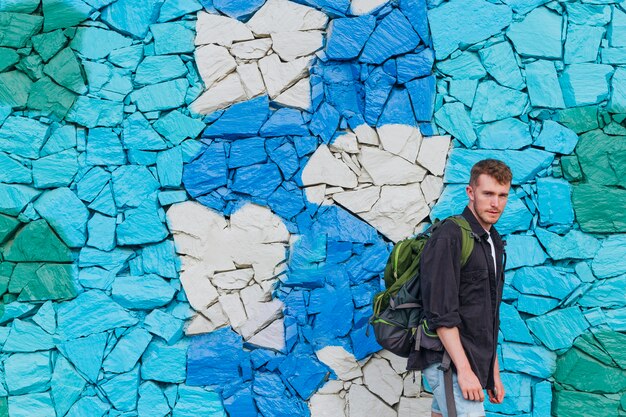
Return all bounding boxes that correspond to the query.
[0,12,43,48]
[122,112,168,150]
[591,235,626,278]
[608,67,626,113]
[111,165,160,208]
[142,240,179,279]
[526,307,589,351]
[534,121,578,154]
[7,392,56,417]
[31,29,67,62]
[78,266,116,290]
[0,0,39,13]
[70,26,132,60]
[507,7,562,58]
[135,55,188,85]
[559,63,614,107]
[77,168,110,203]
[156,147,183,188]
[501,342,556,378]
[127,149,158,165]
[34,187,88,247]
[0,116,49,159]
[100,365,140,411]
[18,263,79,302]
[3,219,73,262]
[567,3,610,26]
[478,41,524,90]
[525,60,565,109]
[150,22,195,55]
[41,125,76,156]
[448,79,478,107]
[102,327,152,373]
[180,139,204,162]
[9,263,42,294]
[42,0,92,31]
[505,234,547,269]
[2,319,55,352]
[32,149,79,188]
[158,190,187,206]
[438,51,486,79]
[66,96,124,128]
[101,0,162,38]
[601,46,626,64]
[609,7,626,48]
[131,78,188,112]
[86,128,126,166]
[44,48,87,94]
[32,301,56,334]
[108,44,144,71]
[78,247,132,271]
[0,152,31,184]
[477,118,532,149]
[511,266,580,300]
[158,0,202,22]
[574,262,596,283]
[0,184,40,216]
[0,47,19,72]
[153,110,204,145]
[27,76,77,119]
[516,294,559,316]
[117,202,169,245]
[535,228,601,260]
[471,80,529,123]
[0,71,32,108]
[536,177,574,227]
[141,339,188,383]
[143,309,184,344]
[0,104,9,124]
[64,396,110,417]
[111,274,175,310]
[564,25,605,64]
[500,302,534,344]
[5,351,51,394]
[138,381,170,417]
[434,102,476,147]
[51,355,86,417]
[0,213,20,244]
[428,0,512,59]
[88,184,117,216]
[87,64,133,102]
[15,54,43,80]
[87,213,116,251]
[173,386,227,417]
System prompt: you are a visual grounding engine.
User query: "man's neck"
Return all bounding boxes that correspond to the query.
[467,205,492,232]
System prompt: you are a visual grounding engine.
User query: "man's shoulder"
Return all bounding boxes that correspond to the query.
[430,216,465,241]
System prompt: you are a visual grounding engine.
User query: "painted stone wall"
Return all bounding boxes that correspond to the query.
[0,0,624,417]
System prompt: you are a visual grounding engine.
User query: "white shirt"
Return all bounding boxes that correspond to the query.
[485,230,497,276]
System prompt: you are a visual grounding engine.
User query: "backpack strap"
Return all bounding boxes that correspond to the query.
[448,216,477,268]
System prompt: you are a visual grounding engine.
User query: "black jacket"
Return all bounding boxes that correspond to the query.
[407,206,506,390]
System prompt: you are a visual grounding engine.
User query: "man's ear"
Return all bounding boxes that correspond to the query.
[466,184,474,202]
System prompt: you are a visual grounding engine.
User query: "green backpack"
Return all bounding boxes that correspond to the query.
[370,216,476,357]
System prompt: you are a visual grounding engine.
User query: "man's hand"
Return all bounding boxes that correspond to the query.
[487,369,505,403]
[457,368,484,402]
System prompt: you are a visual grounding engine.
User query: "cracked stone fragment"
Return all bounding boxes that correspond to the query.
[194,44,236,90]
[259,54,312,99]
[417,135,451,176]
[274,78,311,111]
[236,63,265,99]
[348,384,395,417]
[195,12,254,46]
[246,0,328,35]
[315,345,363,381]
[358,147,427,186]
[301,145,358,188]
[271,31,324,61]
[377,124,422,162]
[191,73,247,114]
[332,186,380,214]
[230,38,273,60]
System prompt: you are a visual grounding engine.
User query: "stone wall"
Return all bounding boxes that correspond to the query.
[0,0,624,416]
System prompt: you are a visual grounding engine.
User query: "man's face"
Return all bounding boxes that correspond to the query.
[466,174,511,230]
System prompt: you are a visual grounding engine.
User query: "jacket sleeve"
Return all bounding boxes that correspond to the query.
[420,223,463,331]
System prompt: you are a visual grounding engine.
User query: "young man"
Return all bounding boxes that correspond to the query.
[408,159,512,417]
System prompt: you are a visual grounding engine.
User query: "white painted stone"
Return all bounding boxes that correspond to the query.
[246,318,285,352]
[358,147,427,186]
[377,124,422,162]
[259,54,312,99]
[358,167,374,184]
[332,186,380,213]
[301,145,358,188]
[202,302,229,330]
[195,44,237,89]
[330,132,359,154]
[236,63,266,99]
[348,384,396,417]
[340,153,362,177]
[350,0,390,15]
[317,379,344,395]
[378,350,410,374]
[403,372,422,397]
[167,201,227,239]
[417,135,452,176]
[305,184,326,205]
[354,124,379,145]
[185,313,215,335]
[421,175,444,205]
[191,72,247,114]
[213,268,253,290]
[274,78,311,111]
[397,397,432,417]
[245,243,288,282]
[230,38,273,60]
[247,0,329,35]
[359,184,430,242]
[316,346,363,381]
[230,203,290,243]
[195,12,254,46]
[362,358,403,406]
[178,263,220,311]
[271,31,324,61]
[218,293,247,329]
[238,284,284,339]
[309,393,347,417]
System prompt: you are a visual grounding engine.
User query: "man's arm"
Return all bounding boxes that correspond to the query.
[437,326,484,402]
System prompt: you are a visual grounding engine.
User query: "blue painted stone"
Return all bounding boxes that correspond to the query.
[501,342,556,378]
[66,96,124,128]
[32,301,56,334]
[154,110,204,145]
[444,148,554,185]
[118,202,169,245]
[517,294,559,316]
[182,143,227,197]
[101,0,161,38]
[138,381,170,417]
[400,0,430,44]
[111,165,160,208]
[326,15,376,60]
[122,112,168,151]
[100,365,140,411]
[609,67,626,113]
[471,81,529,123]
[5,351,51,394]
[591,235,626,278]
[485,372,532,414]
[203,96,270,138]
[278,348,329,400]
[525,60,565,108]
[378,88,416,127]
[360,9,419,64]
[0,116,49,159]
[0,152,31,184]
[103,327,152,373]
[108,44,144,71]
[268,142,299,180]
[51,355,86,417]
[33,187,88,248]
[507,7,562,58]
[364,67,395,125]
[535,228,600,261]
[224,386,258,417]
[141,339,188,383]
[32,149,78,188]
[429,0,511,59]
[157,147,183,188]
[144,309,184,344]
[579,274,626,308]
[505,235,547,270]
[531,380,552,417]
[131,78,188,112]
[57,291,138,340]
[212,0,263,19]
[534,121,578,154]
[181,139,205,162]
[574,262,595,283]
[173,386,227,417]
[477,118,532,150]
[396,49,435,84]
[86,213,115,251]
[86,128,125,166]
[511,266,580,300]
[565,24,605,64]
[89,184,117,216]
[536,177,574,227]
[111,274,175,310]
[159,0,202,21]
[7,392,56,417]
[526,307,589,351]
[78,247,133,271]
[142,240,179,279]
[268,185,305,219]
[559,63,614,107]
[478,41,524,90]
[260,108,309,137]
[3,319,55,352]
[438,51,486,79]
[609,6,626,47]
[150,22,195,54]
[57,332,107,383]
[293,135,318,158]
[64,396,109,417]
[406,75,436,122]
[0,302,37,325]
[229,137,267,168]
[434,102,476,147]
[231,162,282,198]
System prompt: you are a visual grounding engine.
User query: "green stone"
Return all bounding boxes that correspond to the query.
[604,122,626,135]
[31,29,67,62]
[553,390,620,417]
[554,106,599,133]
[0,71,33,108]
[0,275,9,295]
[3,220,73,262]
[8,262,42,293]
[44,48,86,94]
[42,0,93,32]
[17,263,78,301]
[573,184,626,233]
[0,12,43,48]
[555,347,626,393]
[609,150,626,188]
[15,54,44,80]
[561,155,583,181]
[0,214,20,244]
[576,130,626,186]
[0,47,19,72]
[574,333,615,366]
[0,397,7,417]
[27,76,77,119]
[595,331,626,369]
